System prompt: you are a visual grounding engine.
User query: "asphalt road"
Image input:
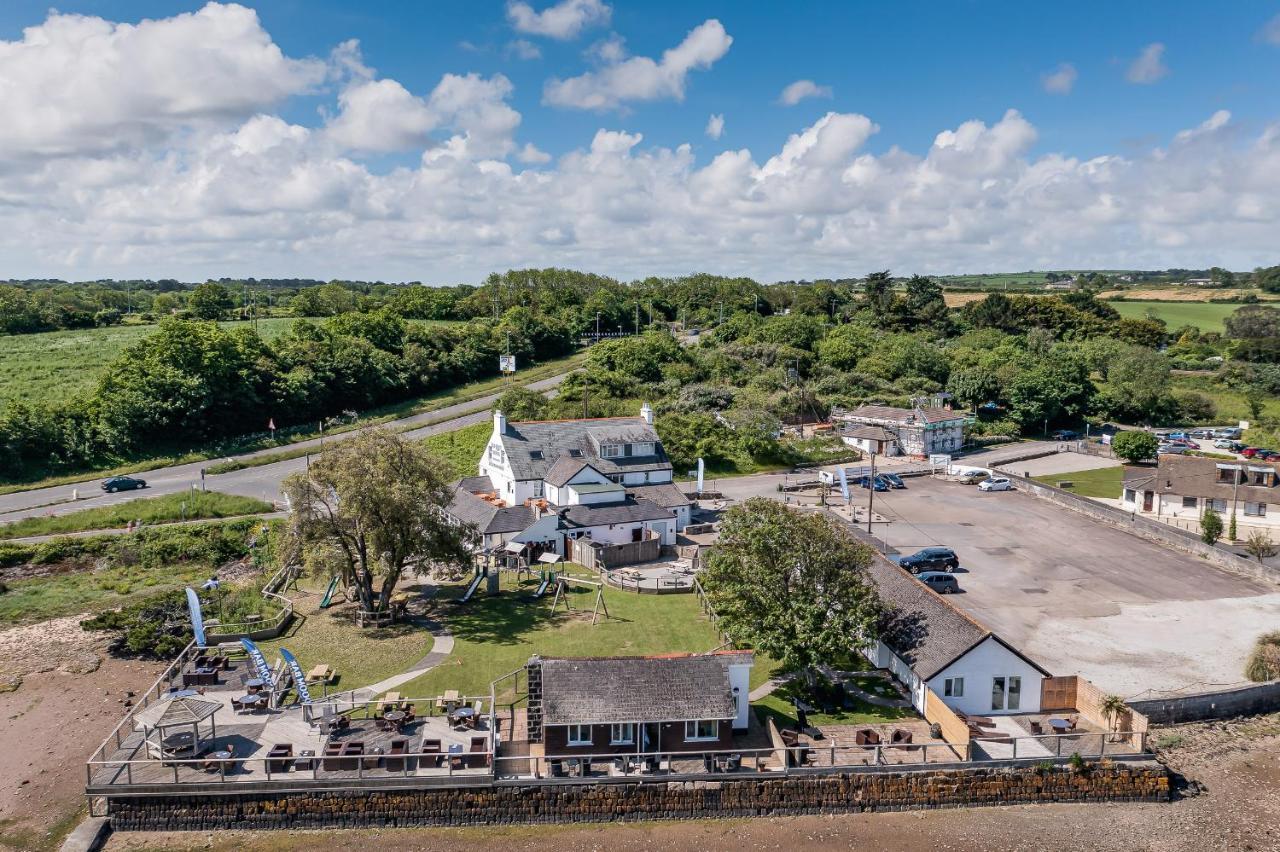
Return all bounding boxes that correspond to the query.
[0,371,572,524]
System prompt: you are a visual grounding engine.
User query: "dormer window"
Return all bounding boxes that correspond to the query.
[529,450,544,460]
[600,444,621,459]
[568,449,583,458]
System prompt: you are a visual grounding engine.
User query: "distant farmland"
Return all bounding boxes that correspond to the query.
[0,318,458,406]
[1109,300,1242,333]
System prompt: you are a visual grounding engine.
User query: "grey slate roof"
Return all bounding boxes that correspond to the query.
[446,486,535,535]
[1151,455,1280,501]
[538,652,752,725]
[625,482,692,509]
[868,556,1049,680]
[560,497,675,528]
[544,457,594,487]
[843,424,894,441]
[458,475,495,493]
[498,416,671,481]
[842,404,966,426]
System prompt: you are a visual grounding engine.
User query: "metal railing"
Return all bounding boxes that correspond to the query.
[86,639,202,768]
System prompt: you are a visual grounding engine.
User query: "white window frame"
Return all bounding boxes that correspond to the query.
[1245,502,1267,517]
[532,480,544,498]
[610,723,634,745]
[1211,498,1228,512]
[1181,496,1197,509]
[567,724,592,746]
[944,677,964,698]
[600,444,621,459]
[684,720,719,742]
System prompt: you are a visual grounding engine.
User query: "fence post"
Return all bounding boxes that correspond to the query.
[1012,738,1017,760]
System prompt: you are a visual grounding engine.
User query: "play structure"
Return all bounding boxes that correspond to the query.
[531,568,557,599]
[549,575,611,625]
[319,576,340,609]
[459,565,485,603]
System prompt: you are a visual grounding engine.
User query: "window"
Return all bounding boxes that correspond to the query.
[1218,468,1240,483]
[600,444,621,459]
[1124,489,1136,503]
[684,720,718,741]
[529,450,544,460]
[943,677,964,698]
[1007,676,1021,711]
[1208,498,1228,512]
[610,723,634,745]
[1245,502,1267,517]
[991,677,1005,711]
[488,444,504,463]
[1181,496,1197,509]
[991,676,1021,711]
[568,449,583,458]
[532,481,544,498]
[567,725,592,746]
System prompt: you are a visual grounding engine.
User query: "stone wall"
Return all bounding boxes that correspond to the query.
[108,761,1169,831]
[1132,681,1280,724]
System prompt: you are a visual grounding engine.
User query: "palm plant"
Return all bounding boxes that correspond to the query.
[1100,694,1128,743]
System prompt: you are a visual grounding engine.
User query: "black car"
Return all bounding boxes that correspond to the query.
[895,546,959,574]
[1050,429,1078,441]
[102,475,147,493]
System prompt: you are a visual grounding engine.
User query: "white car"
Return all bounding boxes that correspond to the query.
[978,476,1013,492]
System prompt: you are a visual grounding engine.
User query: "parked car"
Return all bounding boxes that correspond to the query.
[858,475,889,492]
[916,571,960,594]
[1050,429,1078,441]
[879,473,906,489]
[1157,443,1187,455]
[1242,447,1260,458]
[1255,449,1277,461]
[1214,428,1242,440]
[101,475,147,493]
[1190,428,1215,439]
[1167,431,1190,442]
[895,547,960,574]
[978,476,1013,492]
[956,469,988,484]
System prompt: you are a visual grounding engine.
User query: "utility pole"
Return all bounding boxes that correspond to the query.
[718,301,724,324]
[649,300,654,329]
[595,311,601,342]
[867,450,877,536]
[1231,468,1242,542]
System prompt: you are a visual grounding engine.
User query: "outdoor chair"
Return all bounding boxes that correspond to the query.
[548,758,564,777]
[891,730,913,746]
[422,739,443,768]
[1029,721,1044,735]
[468,736,489,768]
[386,739,408,772]
[322,742,345,770]
[855,729,881,747]
[267,744,293,773]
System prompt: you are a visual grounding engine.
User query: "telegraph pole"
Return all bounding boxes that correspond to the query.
[867,450,877,535]
[634,303,640,335]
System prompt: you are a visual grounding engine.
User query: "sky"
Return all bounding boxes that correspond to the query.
[0,1,1278,283]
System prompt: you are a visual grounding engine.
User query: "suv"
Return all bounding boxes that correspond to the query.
[896,547,960,574]
[1214,427,1242,440]
[101,475,147,493]
[917,572,960,594]
[1050,429,1078,441]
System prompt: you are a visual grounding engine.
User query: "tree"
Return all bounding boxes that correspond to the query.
[493,387,548,421]
[1244,529,1278,565]
[187,282,234,320]
[1200,506,1223,546]
[861,270,895,319]
[700,499,883,678]
[1099,694,1129,743]
[1245,389,1266,423]
[281,429,472,616]
[1110,430,1158,464]
[1224,305,1280,340]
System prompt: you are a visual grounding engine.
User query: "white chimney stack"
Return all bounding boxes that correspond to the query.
[494,409,507,435]
[640,402,654,425]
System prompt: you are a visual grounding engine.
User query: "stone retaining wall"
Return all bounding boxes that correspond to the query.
[108,762,1169,831]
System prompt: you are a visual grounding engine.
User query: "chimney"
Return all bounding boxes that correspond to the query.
[494,409,507,435]
[640,402,654,425]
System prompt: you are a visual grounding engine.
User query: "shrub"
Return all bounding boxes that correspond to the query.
[1111,430,1158,464]
[1154,734,1185,750]
[1245,631,1280,682]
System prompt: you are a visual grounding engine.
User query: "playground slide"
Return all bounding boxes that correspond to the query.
[532,577,551,599]
[459,573,484,603]
[319,576,339,609]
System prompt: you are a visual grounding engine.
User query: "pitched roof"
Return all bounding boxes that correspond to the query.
[446,486,535,535]
[841,404,966,426]
[560,497,675,528]
[1151,455,1280,501]
[153,696,221,728]
[868,556,1048,680]
[544,457,592,487]
[497,416,671,481]
[844,424,894,441]
[537,652,752,725]
[625,482,692,509]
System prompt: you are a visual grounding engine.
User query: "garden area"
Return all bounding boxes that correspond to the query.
[751,665,915,729]
[1032,465,1124,499]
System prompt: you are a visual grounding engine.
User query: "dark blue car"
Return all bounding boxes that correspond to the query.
[858,476,889,492]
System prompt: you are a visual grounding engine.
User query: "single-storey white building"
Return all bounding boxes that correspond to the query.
[1121,456,1280,533]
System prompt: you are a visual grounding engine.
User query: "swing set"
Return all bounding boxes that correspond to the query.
[549,574,611,625]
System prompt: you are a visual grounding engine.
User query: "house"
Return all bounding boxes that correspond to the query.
[865,557,1050,716]
[446,403,693,565]
[832,402,968,458]
[1120,456,1280,531]
[524,652,753,757]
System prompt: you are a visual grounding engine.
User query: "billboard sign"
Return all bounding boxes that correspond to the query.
[499,354,516,373]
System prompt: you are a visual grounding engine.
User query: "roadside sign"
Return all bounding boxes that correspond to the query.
[499,354,517,373]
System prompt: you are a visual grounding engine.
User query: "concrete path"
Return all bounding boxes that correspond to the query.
[59,816,109,852]
[748,677,787,701]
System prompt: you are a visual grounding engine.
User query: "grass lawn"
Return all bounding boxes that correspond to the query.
[1032,465,1123,498]
[1110,300,1241,333]
[752,678,914,728]
[0,561,214,627]
[0,491,273,540]
[395,573,724,698]
[255,580,435,693]
[421,422,492,479]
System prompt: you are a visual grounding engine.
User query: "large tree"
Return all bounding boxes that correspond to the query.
[700,499,883,677]
[281,429,473,615]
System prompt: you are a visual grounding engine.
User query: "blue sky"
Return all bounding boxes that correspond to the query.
[0,1,1278,281]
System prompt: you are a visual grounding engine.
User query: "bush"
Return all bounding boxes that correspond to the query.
[1111,430,1158,464]
[1245,631,1280,682]
[81,590,194,658]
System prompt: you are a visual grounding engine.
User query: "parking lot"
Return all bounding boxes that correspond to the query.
[867,476,1280,698]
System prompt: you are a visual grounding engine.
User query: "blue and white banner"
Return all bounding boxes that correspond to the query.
[241,638,274,688]
[279,647,312,704]
[185,587,206,647]
[836,466,850,501]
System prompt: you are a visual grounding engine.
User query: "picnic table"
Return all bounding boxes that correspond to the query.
[378,691,402,708]
[450,706,476,728]
[308,664,334,683]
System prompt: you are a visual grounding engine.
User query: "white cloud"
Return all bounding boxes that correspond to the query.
[507,39,542,60]
[517,142,552,164]
[778,79,833,106]
[544,19,732,110]
[0,2,325,158]
[507,0,610,40]
[1259,13,1280,45]
[705,114,725,140]
[1041,63,1077,95]
[1126,42,1169,84]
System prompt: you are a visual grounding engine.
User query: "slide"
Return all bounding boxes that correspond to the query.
[532,576,551,599]
[458,572,484,604]
[319,576,339,609]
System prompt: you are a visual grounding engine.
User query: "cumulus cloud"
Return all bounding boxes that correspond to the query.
[507,39,542,60]
[544,19,732,110]
[1259,13,1280,45]
[0,2,325,158]
[517,142,552,164]
[778,79,833,106]
[705,114,725,140]
[507,0,610,40]
[1042,63,1078,95]
[1127,43,1169,84]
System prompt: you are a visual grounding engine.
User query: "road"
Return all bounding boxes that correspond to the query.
[0,371,572,524]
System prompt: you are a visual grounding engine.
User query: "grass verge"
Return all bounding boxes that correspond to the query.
[0,491,273,540]
[1032,465,1123,499]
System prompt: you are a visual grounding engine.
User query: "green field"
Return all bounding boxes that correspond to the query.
[0,318,459,406]
[1032,465,1123,499]
[0,490,274,541]
[1109,300,1241,332]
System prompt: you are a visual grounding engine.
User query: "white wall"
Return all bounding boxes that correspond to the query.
[876,641,926,713]
[926,637,1044,716]
[727,659,752,729]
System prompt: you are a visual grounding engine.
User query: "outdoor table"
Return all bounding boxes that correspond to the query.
[447,743,464,770]
[384,710,407,729]
[161,732,194,751]
[246,678,266,693]
[295,749,316,770]
[238,693,264,710]
[166,688,198,699]
[1048,718,1071,733]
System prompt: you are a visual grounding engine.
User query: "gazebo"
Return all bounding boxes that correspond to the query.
[137,696,222,760]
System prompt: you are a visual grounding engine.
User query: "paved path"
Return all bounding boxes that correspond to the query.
[0,371,573,525]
